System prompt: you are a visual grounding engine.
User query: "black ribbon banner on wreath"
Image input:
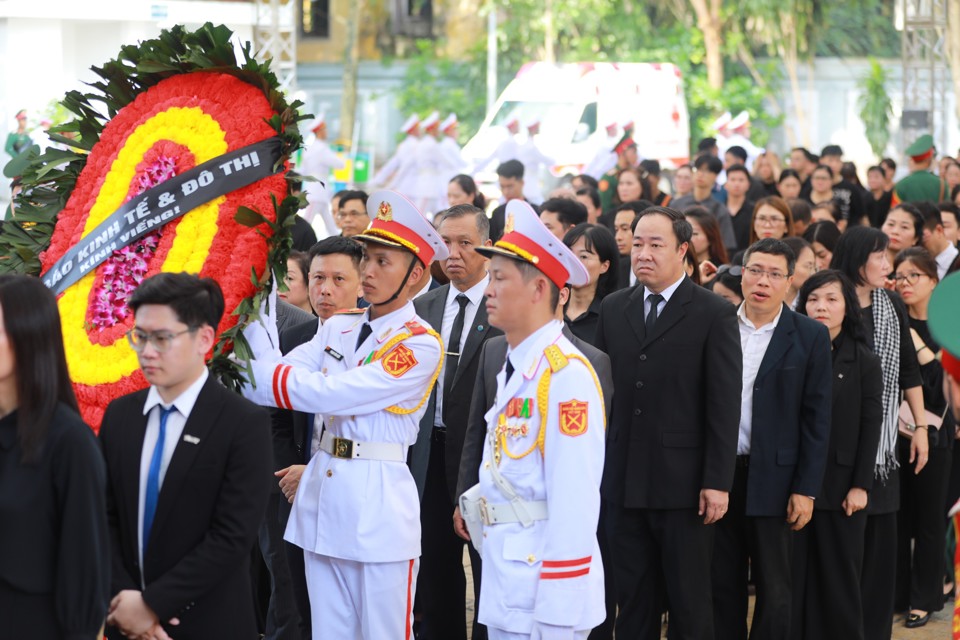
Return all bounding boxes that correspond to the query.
[41,136,284,296]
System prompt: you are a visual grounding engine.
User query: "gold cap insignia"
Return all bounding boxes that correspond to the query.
[377,201,393,222]
[504,212,515,234]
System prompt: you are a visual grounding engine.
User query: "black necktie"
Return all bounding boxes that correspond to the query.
[646,293,664,335]
[443,295,470,401]
[355,322,372,352]
[505,358,515,383]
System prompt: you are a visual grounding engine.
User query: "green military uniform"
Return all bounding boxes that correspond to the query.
[894,134,949,204]
[598,131,636,213]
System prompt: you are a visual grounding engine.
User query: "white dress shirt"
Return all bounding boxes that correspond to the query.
[435,275,489,427]
[642,273,686,319]
[736,304,783,455]
[936,243,958,281]
[138,368,208,571]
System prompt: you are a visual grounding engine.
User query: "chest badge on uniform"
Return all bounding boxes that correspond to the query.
[505,397,533,419]
[324,346,344,361]
[559,399,588,436]
[382,343,419,377]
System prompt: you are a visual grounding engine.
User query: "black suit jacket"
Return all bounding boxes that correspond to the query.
[410,283,502,501]
[816,335,883,510]
[456,327,613,499]
[595,277,742,509]
[742,305,833,516]
[273,318,321,472]
[100,376,272,640]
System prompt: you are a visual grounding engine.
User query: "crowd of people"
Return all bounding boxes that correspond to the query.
[4,113,960,640]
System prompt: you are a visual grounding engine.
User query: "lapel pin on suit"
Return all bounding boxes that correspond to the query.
[182,434,201,445]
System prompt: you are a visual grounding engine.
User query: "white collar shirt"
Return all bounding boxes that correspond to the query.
[936,243,958,281]
[435,275,489,427]
[642,273,686,319]
[138,368,208,574]
[736,304,783,455]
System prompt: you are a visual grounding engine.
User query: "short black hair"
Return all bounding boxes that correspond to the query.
[541,198,588,228]
[497,159,524,180]
[332,189,350,201]
[698,137,718,152]
[574,174,599,190]
[289,250,311,283]
[636,206,693,246]
[796,270,864,342]
[725,146,748,163]
[888,202,925,244]
[694,154,723,175]
[829,226,889,286]
[793,147,819,164]
[338,189,369,210]
[436,203,490,243]
[308,235,364,269]
[812,163,834,179]
[129,272,225,329]
[917,201,942,232]
[726,164,750,180]
[783,236,812,262]
[803,220,842,252]
[779,168,802,184]
[788,198,812,225]
[821,144,843,158]
[615,199,655,216]
[515,260,560,309]
[743,238,797,274]
[640,159,662,177]
[880,157,897,173]
[938,202,960,225]
[575,186,601,210]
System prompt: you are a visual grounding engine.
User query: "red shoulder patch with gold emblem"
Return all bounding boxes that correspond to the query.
[382,343,419,377]
[405,320,427,335]
[559,399,588,436]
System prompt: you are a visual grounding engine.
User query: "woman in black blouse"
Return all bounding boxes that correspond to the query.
[892,247,954,628]
[562,223,619,346]
[795,269,883,640]
[831,227,928,640]
[0,275,110,638]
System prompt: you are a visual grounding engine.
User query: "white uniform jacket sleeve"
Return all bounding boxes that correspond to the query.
[533,356,605,627]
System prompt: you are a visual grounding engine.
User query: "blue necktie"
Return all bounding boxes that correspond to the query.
[143,405,175,553]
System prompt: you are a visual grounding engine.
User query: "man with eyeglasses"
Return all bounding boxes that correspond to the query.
[710,238,832,639]
[335,190,371,238]
[100,273,272,640]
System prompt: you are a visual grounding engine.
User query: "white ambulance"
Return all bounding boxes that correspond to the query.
[462,62,690,195]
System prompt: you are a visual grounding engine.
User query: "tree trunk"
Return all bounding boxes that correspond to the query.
[690,0,724,89]
[777,15,810,148]
[948,0,960,124]
[544,0,556,63]
[339,0,364,148]
[735,39,794,146]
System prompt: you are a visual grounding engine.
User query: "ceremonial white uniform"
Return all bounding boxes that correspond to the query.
[475,320,606,638]
[438,134,466,206]
[517,139,554,205]
[412,134,443,215]
[473,135,521,174]
[718,132,763,171]
[583,135,619,180]
[300,138,345,236]
[241,301,442,639]
[374,135,420,198]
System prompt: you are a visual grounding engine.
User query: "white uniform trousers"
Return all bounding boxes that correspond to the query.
[488,628,590,640]
[304,551,419,639]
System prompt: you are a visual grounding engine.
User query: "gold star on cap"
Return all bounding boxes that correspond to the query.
[377,201,393,222]
[504,212,515,234]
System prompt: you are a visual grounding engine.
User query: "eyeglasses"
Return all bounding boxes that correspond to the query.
[743,266,790,282]
[716,264,743,278]
[893,272,928,285]
[126,327,197,353]
[756,215,786,226]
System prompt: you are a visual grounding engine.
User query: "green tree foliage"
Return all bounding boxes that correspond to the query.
[857,58,894,158]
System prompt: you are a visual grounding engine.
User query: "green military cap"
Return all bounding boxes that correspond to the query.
[905,133,934,158]
[929,272,960,358]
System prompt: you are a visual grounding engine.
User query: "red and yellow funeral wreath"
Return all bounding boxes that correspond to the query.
[0,24,305,429]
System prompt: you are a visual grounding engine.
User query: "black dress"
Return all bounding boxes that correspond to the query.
[0,404,110,639]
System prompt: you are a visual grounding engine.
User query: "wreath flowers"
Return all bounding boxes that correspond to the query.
[0,24,306,429]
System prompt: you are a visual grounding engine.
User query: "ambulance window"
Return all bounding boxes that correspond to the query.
[572,102,597,143]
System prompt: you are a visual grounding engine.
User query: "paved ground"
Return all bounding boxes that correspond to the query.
[462,550,953,638]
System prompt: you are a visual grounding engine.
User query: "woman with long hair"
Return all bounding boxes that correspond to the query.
[748,196,795,245]
[612,167,649,208]
[685,207,729,281]
[794,269,883,640]
[673,164,694,199]
[778,168,803,201]
[806,164,848,230]
[562,223,619,345]
[755,151,782,196]
[831,227,928,640]
[447,174,488,210]
[892,247,954,628]
[0,275,110,638]
[803,220,841,272]
[280,250,314,314]
[881,203,924,269]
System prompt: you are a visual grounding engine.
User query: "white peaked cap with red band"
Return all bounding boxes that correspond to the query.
[307,114,326,132]
[440,113,458,132]
[353,190,449,264]
[729,110,750,130]
[400,114,420,134]
[422,111,440,129]
[475,199,589,288]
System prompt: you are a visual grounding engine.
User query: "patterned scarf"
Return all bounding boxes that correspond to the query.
[872,288,901,479]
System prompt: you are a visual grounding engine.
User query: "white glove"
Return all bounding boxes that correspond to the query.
[531,622,576,640]
[240,276,281,362]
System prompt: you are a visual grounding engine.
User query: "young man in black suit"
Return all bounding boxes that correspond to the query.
[101,273,272,640]
[409,204,500,640]
[594,206,742,640]
[710,238,832,639]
